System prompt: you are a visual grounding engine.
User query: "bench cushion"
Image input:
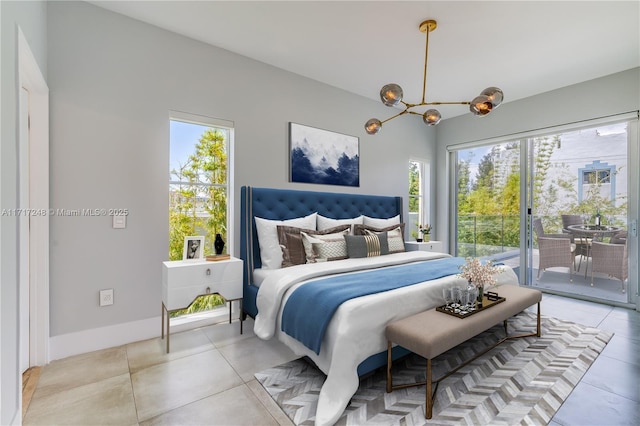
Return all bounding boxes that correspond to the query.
[386,285,541,359]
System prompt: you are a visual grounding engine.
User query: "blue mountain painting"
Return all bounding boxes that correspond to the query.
[291,146,359,187]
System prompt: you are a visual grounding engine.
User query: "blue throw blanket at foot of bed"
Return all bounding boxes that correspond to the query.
[281,257,466,354]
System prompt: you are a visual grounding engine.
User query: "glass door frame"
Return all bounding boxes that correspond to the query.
[448,112,638,311]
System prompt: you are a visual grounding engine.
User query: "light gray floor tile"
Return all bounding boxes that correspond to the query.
[126,327,215,374]
[140,384,278,426]
[34,346,129,399]
[218,335,299,382]
[246,379,295,426]
[552,381,640,426]
[132,349,243,421]
[581,354,640,402]
[23,373,137,426]
[202,317,256,348]
[601,334,640,367]
[538,295,614,326]
[598,314,640,343]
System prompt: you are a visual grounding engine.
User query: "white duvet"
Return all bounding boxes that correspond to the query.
[254,251,519,425]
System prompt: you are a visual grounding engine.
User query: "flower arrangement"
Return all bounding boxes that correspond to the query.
[458,257,500,288]
[419,224,432,235]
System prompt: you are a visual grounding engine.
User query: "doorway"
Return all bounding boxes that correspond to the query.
[452,117,637,308]
[18,28,50,373]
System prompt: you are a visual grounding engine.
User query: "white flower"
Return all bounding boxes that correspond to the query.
[458,257,500,287]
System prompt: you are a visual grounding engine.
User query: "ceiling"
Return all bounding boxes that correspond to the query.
[87,1,639,120]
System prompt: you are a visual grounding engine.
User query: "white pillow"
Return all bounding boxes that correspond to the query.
[363,214,400,228]
[316,214,364,233]
[255,213,317,269]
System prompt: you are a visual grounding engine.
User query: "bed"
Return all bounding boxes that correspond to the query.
[240,186,518,425]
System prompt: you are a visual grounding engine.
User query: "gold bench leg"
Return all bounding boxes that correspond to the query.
[426,358,433,419]
[386,341,392,393]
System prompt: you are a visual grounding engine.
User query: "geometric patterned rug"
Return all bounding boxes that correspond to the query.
[255,311,613,425]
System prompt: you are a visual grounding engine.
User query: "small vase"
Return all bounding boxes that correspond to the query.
[214,233,225,255]
[424,234,430,242]
[476,284,484,306]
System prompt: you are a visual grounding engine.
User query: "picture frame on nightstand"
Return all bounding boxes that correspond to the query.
[183,236,205,260]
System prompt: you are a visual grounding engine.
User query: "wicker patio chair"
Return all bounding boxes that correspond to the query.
[610,230,627,244]
[533,218,576,281]
[590,240,628,293]
[561,214,591,258]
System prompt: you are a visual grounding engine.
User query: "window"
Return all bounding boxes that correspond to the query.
[582,170,611,184]
[169,113,233,317]
[409,160,429,238]
[578,160,616,203]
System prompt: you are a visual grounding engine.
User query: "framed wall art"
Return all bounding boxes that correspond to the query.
[289,122,359,187]
[183,236,205,260]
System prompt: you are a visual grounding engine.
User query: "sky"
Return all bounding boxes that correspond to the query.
[169,120,215,176]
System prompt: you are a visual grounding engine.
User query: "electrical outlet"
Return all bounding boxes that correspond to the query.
[100,289,114,306]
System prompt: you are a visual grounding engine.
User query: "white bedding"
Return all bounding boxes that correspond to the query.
[254,251,519,425]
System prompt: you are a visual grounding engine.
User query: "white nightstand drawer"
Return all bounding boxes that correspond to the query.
[162,258,242,310]
[404,240,444,253]
[163,281,241,311]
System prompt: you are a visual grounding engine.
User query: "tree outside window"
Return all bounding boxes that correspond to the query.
[169,118,230,316]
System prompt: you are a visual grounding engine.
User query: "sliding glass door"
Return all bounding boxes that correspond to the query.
[452,117,637,307]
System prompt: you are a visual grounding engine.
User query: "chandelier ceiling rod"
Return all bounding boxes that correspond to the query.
[365,19,503,135]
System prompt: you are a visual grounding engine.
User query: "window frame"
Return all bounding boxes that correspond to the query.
[409,159,430,239]
[169,111,235,258]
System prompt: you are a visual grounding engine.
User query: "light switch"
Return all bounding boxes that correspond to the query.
[113,215,126,229]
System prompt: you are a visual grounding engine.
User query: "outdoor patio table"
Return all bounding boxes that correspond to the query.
[567,224,622,277]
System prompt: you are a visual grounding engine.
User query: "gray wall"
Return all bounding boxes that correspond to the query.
[46,1,434,338]
[1,1,48,423]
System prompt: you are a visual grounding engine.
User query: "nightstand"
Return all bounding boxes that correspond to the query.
[405,240,444,253]
[161,257,243,352]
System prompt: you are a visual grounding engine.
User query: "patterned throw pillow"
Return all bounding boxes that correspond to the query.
[344,233,389,258]
[277,224,351,266]
[300,229,350,263]
[354,223,406,253]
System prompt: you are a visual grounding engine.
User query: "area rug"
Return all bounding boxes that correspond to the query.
[255,311,613,425]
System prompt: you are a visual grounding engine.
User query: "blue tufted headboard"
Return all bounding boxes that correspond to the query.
[240,186,402,318]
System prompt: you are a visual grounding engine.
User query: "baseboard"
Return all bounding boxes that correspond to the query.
[49,316,160,361]
[49,307,234,361]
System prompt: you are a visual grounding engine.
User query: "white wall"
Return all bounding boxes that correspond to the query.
[46,1,434,358]
[0,1,47,423]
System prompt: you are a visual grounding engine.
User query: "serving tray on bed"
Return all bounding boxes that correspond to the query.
[436,294,506,319]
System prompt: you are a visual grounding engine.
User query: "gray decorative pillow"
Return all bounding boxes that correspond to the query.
[278,224,351,267]
[354,223,406,253]
[344,232,389,258]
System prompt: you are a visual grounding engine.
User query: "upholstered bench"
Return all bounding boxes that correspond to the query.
[385,284,542,419]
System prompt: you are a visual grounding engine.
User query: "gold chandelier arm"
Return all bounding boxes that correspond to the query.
[421,23,430,104]
[380,110,409,125]
[426,101,472,106]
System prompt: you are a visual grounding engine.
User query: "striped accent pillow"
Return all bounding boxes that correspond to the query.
[354,223,406,253]
[345,233,389,258]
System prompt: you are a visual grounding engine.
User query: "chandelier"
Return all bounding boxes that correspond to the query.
[365,19,503,135]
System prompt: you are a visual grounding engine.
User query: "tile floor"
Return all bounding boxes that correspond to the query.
[24,293,640,425]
